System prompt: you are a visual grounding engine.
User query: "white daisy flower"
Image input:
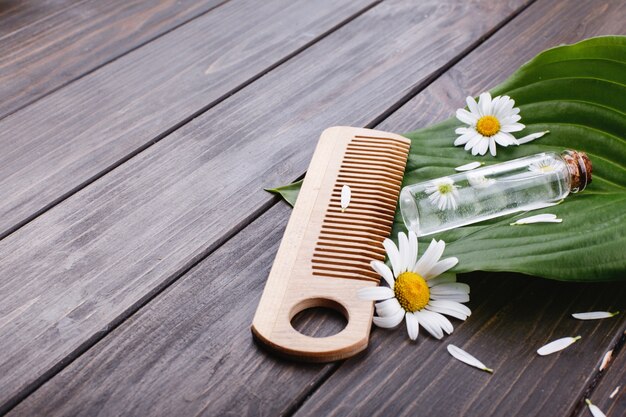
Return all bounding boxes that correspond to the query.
[529,158,562,174]
[455,92,524,156]
[466,172,496,189]
[357,232,470,341]
[425,177,459,210]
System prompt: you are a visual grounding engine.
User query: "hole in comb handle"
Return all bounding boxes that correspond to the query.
[290,298,348,338]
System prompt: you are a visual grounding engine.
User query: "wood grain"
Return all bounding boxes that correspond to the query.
[294,0,626,416]
[0,0,77,39]
[252,127,410,362]
[0,0,375,239]
[0,0,529,412]
[8,204,345,417]
[295,277,625,417]
[576,330,626,417]
[0,0,227,119]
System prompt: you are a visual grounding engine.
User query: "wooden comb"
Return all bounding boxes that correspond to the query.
[252,126,411,362]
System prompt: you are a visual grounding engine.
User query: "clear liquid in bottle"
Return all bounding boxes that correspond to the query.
[399,150,591,237]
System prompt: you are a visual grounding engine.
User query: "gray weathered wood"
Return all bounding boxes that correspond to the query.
[576,332,626,417]
[0,0,375,239]
[8,204,345,417]
[294,0,626,416]
[0,0,77,38]
[0,0,529,412]
[0,0,228,119]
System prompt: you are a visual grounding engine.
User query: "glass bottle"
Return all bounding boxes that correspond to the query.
[399,150,591,237]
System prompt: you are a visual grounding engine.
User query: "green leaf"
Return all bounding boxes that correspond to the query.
[272,36,626,281]
[265,180,303,207]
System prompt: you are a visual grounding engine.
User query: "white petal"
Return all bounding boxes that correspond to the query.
[454,132,474,146]
[426,310,453,334]
[493,132,513,147]
[431,292,470,303]
[492,95,510,118]
[427,272,457,287]
[373,308,405,328]
[478,92,492,116]
[501,122,525,133]
[609,386,620,399]
[478,137,489,155]
[456,108,477,125]
[376,298,402,317]
[357,286,394,301]
[572,311,619,320]
[489,137,497,156]
[465,133,483,151]
[455,127,472,135]
[455,161,482,171]
[518,130,550,144]
[414,239,445,275]
[537,336,581,356]
[424,257,458,279]
[383,238,402,278]
[406,312,419,341]
[370,260,395,289]
[447,344,493,373]
[466,96,480,116]
[585,400,606,417]
[340,184,351,211]
[430,282,470,296]
[511,214,562,225]
[414,310,443,339]
[427,299,471,320]
[499,114,521,124]
[398,232,410,273]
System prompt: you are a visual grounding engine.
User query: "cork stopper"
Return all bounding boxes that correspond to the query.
[561,150,592,193]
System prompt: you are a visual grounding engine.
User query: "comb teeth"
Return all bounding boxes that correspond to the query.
[311,134,410,283]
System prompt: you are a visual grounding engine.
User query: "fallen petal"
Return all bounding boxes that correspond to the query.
[455,161,483,172]
[599,350,612,371]
[585,399,606,417]
[517,130,550,144]
[341,184,351,212]
[609,386,620,399]
[537,336,581,356]
[511,213,562,225]
[572,311,619,320]
[447,344,493,373]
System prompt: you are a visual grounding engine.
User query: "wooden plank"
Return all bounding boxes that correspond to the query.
[0,0,530,412]
[294,277,625,417]
[292,0,626,416]
[7,204,346,417]
[576,332,626,417]
[0,0,78,39]
[0,0,228,119]
[0,0,375,239]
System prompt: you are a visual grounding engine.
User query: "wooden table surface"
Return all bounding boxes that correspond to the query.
[1,0,624,416]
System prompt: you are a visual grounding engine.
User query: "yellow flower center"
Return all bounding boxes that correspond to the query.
[476,115,501,137]
[394,271,430,312]
[539,165,555,173]
[438,183,453,194]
